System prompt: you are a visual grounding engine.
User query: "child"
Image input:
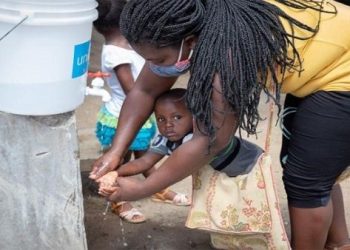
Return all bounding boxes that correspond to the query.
[97,88,289,248]
[97,89,195,204]
[92,0,189,223]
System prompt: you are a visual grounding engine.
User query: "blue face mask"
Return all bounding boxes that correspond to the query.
[149,40,193,77]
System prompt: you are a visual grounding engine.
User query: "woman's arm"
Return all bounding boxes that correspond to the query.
[117,151,164,177]
[90,62,177,179]
[107,74,238,201]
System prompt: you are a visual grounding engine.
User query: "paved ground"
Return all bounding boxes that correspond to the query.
[76,30,350,250]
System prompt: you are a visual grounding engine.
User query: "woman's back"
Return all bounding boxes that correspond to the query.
[268,0,350,96]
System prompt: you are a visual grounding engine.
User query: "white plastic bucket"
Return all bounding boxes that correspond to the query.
[0,0,97,115]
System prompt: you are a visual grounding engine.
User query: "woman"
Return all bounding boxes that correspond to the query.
[90,0,350,249]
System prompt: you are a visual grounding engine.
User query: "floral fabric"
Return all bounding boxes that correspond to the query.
[186,154,291,249]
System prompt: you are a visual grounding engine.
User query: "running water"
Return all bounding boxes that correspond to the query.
[102,201,110,218]
[119,217,128,247]
[102,201,128,247]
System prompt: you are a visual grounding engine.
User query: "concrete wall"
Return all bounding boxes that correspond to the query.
[0,112,87,250]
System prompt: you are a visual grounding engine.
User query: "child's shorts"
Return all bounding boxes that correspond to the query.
[95,105,157,151]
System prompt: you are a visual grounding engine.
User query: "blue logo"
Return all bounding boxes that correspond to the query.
[72,40,91,78]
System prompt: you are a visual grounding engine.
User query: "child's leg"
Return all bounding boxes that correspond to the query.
[133,150,157,177]
[133,150,191,206]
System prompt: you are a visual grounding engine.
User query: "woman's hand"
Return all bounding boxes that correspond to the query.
[89,150,121,180]
[98,185,118,197]
[99,177,145,202]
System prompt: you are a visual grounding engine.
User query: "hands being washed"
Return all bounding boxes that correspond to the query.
[96,171,145,202]
[89,150,121,180]
[96,170,119,195]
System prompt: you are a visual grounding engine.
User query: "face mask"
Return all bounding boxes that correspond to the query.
[149,39,193,77]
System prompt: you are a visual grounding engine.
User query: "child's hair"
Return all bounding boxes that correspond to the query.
[93,0,127,34]
[155,88,187,107]
[120,0,336,141]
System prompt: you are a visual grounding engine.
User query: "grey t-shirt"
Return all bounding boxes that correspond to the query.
[149,133,263,177]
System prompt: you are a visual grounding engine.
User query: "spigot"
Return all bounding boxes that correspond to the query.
[85,86,111,102]
[85,71,111,102]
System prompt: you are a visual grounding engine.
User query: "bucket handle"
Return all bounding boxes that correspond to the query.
[0,14,30,42]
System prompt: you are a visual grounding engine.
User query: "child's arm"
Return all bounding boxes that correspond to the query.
[98,152,164,196]
[117,151,164,177]
[114,64,134,94]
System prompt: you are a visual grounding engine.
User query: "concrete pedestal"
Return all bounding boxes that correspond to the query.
[0,112,87,250]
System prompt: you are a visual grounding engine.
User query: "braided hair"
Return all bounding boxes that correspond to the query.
[93,0,127,34]
[120,0,336,140]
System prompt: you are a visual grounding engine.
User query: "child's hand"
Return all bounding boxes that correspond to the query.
[96,171,118,188]
[104,177,145,203]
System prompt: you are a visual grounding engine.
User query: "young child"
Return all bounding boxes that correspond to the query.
[97,88,289,248]
[97,89,194,203]
[92,0,188,223]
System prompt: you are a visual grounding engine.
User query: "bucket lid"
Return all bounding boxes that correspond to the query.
[0,0,97,25]
[0,0,97,13]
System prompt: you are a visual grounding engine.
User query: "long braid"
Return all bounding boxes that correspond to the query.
[120,0,336,140]
[120,0,205,47]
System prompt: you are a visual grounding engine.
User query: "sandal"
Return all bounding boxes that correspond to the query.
[151,188,191,206]
[111,202,146,224]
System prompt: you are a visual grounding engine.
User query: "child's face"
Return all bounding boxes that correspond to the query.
[155,100,193,142]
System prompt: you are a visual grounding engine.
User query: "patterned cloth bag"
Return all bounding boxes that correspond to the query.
[186,153,290,249]
[186,96,291,249]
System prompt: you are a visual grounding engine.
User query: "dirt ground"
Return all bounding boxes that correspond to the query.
[76,30,350,250]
